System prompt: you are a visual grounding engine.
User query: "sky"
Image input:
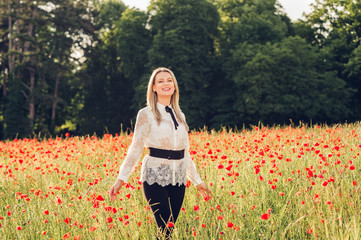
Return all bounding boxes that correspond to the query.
[121,0,316,21]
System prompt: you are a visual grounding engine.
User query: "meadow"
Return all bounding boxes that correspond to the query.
[0,123,360,239]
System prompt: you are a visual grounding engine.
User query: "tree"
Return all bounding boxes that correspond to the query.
[0,0,96,138]
[344,45,361,119]
[212,0,352,127]
[3,73,29,138]
[303,0,361,120]
[231,36,351,125]
[211,0,290,127]
[145,0,220,129]
[78,5,151,135]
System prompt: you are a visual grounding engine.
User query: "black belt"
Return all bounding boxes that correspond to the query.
[149,147,184,160]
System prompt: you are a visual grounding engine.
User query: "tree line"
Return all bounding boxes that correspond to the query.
[0,0,360,139]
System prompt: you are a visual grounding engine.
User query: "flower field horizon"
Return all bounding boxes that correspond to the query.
[1,123,360,239]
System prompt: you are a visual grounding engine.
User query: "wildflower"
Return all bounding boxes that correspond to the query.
[89,226,97,232]
[63,232,71,239]
[64,217,71,224]
[261,213,270,220]
[95,195,105,201]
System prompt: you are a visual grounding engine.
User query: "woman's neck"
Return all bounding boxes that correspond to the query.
[157,96,171,106]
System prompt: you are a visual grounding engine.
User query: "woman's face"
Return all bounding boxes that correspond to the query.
[152,71,175,97]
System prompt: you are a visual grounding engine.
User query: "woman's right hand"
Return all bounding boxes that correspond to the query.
[109,179,124,201]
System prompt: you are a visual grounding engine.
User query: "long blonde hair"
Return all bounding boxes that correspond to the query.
[146,67,189,131]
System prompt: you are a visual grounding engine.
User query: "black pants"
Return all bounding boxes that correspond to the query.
[142,181,186,239]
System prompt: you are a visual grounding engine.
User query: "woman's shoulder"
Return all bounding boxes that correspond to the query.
[180,111,186,121]
[137,106,152,118]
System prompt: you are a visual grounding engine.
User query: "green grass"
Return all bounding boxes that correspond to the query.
[0,123,360,239]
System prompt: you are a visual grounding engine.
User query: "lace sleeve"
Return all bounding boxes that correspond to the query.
[117,109,150,182]
[182,113,202,186]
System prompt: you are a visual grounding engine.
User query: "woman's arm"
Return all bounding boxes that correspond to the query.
[182,112,211,199]
[109,109,150,201]
[184,137,211,198]
[117,108,150,182]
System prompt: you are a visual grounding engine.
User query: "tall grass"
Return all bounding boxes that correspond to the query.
[0,123,360,239]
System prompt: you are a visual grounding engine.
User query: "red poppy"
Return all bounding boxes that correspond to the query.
[89,226,97,232]
[64,217,71,224]
[261,213,270,220]
[203,195,212,201]
[63,233,71,239]
[95,195,105,201]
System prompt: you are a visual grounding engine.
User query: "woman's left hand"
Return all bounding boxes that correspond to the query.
[196,182,211,200]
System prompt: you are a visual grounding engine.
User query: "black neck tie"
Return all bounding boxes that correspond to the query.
[165,106,179,130]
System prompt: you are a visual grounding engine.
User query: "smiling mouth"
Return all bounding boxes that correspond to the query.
[162,87,171,91]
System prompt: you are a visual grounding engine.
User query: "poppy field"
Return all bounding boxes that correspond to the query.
[1,123,361,239]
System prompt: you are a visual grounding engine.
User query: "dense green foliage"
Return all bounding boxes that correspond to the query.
[0,0,360,138]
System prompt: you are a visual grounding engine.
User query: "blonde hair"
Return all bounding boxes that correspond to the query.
[146,67,189,131]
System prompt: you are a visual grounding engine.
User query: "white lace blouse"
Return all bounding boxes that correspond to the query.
[117,102,202,187]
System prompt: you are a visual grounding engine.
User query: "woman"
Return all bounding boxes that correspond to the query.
[109,67,209,239]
